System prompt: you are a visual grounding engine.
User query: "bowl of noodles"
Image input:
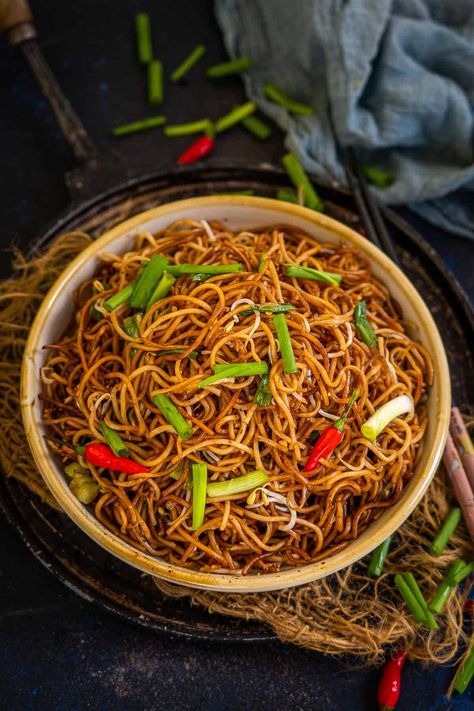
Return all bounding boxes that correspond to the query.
[21,196,450,592]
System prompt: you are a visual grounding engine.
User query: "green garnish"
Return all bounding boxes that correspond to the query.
[273,313,297,375]
[167,263,244,276]
[130,255,168,309]
[429,559,474,614]
[354,300,377,347]
[264,84,314,116]
[241,114,271,140]
[147,271,176,310]
[70,474,99,504]
[123,315,141,339]
[153,394,193,440]
[429,508,462,556]
[112,115,166,137]
[191,462,208,530]
[253,372,272,407]
[276,189,299,204]
[285,264,341,286]
[367,535,392,577]
[64,463,87,479]
[215,102,256,133]
[206,57,252,78]
[207,470,268,497]
[98,421,129,457]
[148,60,163,105]
[135,13,153,64]
[198,362,268,388]
[359,164,394,188]
[452,637,474,694]
[238,303,296,317]
[403,572,438,630]
[282,152,324,211]
[361,395,413,442]
[171,44,206,82]
[164,119,214,137]
[191,273,213,283]
[104,282,136,311]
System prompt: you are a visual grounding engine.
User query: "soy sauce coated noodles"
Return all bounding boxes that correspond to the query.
[41,220,432,575]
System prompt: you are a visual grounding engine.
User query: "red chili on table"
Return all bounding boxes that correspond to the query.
[377,650,408,711]
[177,135,215,165]
[303,389,359,471]
[83,443,149,474]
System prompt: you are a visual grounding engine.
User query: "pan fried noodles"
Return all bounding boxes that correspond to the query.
[41,220,433,574]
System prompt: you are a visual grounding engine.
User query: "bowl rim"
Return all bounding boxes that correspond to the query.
[21,195,450,592]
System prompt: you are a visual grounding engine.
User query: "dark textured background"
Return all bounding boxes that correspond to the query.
[0,2,473,709]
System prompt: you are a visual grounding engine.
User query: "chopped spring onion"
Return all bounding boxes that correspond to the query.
[403,572,438,629]
[264,84,314,116]
[273,313,297,375]
[215,102,256,134]
[148,60,163,105]
[354,300,377,347]
[147,271,176,310]
[276,189,299,204]
[130,255,168,309]
[282,152,324,211]
[112,115,166,137]
[104,278,140,311]
[192,273,213,283]
[64,462,87,479]
[152,394,193,440]
[207,470,268,497]
[241,114,271,140]
[452,637,474,694]
[171,44,206,82]
[135,13,153,64]
[70,474,99,504]
[253,372,272,406]
[89,302,103,321]
[361,395,414,442]
[359,164,394,188]
[285,264,341,286]
[258,253,266,272]
[394,574,427,624]
[429,559,474,614]
[198,362,268,388]
[167,263,244,276]
[123,315,140,339]
[154,348,200,358]
[191,462,207,530]
[367,535,392,577]
[98,421,129,457]
[238,303,296,317]
[164,119,214,138]
[429,508,462,556]
[206,57,252,78]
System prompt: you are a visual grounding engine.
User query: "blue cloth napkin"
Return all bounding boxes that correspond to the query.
[216,0,474,238]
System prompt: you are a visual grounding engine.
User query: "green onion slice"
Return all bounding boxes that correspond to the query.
[167,263,244,276]
[191,462,208,530]
[359,164,394,188]
[98,421,129,457]
[273,313,297,375]
[215,102,256,133]
[171,44,206,82]
[104,282,135,311]
[130,255,168,309]
[123,315,141,339]
[147,271,176,310]
[394,574,427,624]
[253,372,272,407]
[112,115,166,137]
[429,507,462,556]
[198,362,268,388]
[238,303,295,317]
[207,470,268,498]
[276,189,299,204]
[164,119,214,137]
[135,13,153,65]
[241,114,271,140]
[354,300,377,347]
[361,395,413,442]
[285,264,341,286]
[403,572,438,629]
[282,152,324,211]
[264,84,314,116]
[206,57,252,78]
[148,60,163,105]
[367,535,392,578]
[453,642,474,694]
[153,394,193,440]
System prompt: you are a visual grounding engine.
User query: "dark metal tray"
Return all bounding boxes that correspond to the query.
[1,165,473,642]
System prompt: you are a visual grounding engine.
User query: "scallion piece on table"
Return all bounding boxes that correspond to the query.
[285,264,341,286]
[98,421,128,457]
[198,362,268,388]
[240,114,271,140]
[130,255,168,309]
[207,470,268,497]
[104,282,138,311]
[135,13,153,65]
[148,60,163,105]
[146,271,176,310]
[191,462,208,530]
[123,314,141,339]
[167,263,244,276]
[361,395,414,442]
[264,84,314,116]
[367,535,392,577]
[206,57,252,78]
[452,638,474,694]
[238,303,296,317]
[164,119,214,137]
[276,189,299,204]
[273,313,297,375]
[282,152,324,211]
[394,573,427,624]
[215,102,256,133]
[171,44,206,82]
[403,572,438,629]
[429,559,473,614]
[253,372,272,406]
[152,393,193,440]
[359,164,394,188]
[429,507,462,556]
[354,300,377,347]
[112,115,166,137]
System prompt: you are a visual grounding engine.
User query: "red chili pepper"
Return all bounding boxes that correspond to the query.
[304,389,359,471]
[377,650,407,711]
[84,443,149,474]
[177,135,215,165]
[465,599,474,614]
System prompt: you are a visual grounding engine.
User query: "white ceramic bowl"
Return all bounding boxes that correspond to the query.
[21,196,450,592]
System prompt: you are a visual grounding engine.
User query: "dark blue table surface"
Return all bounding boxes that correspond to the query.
[0,2,473,710]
